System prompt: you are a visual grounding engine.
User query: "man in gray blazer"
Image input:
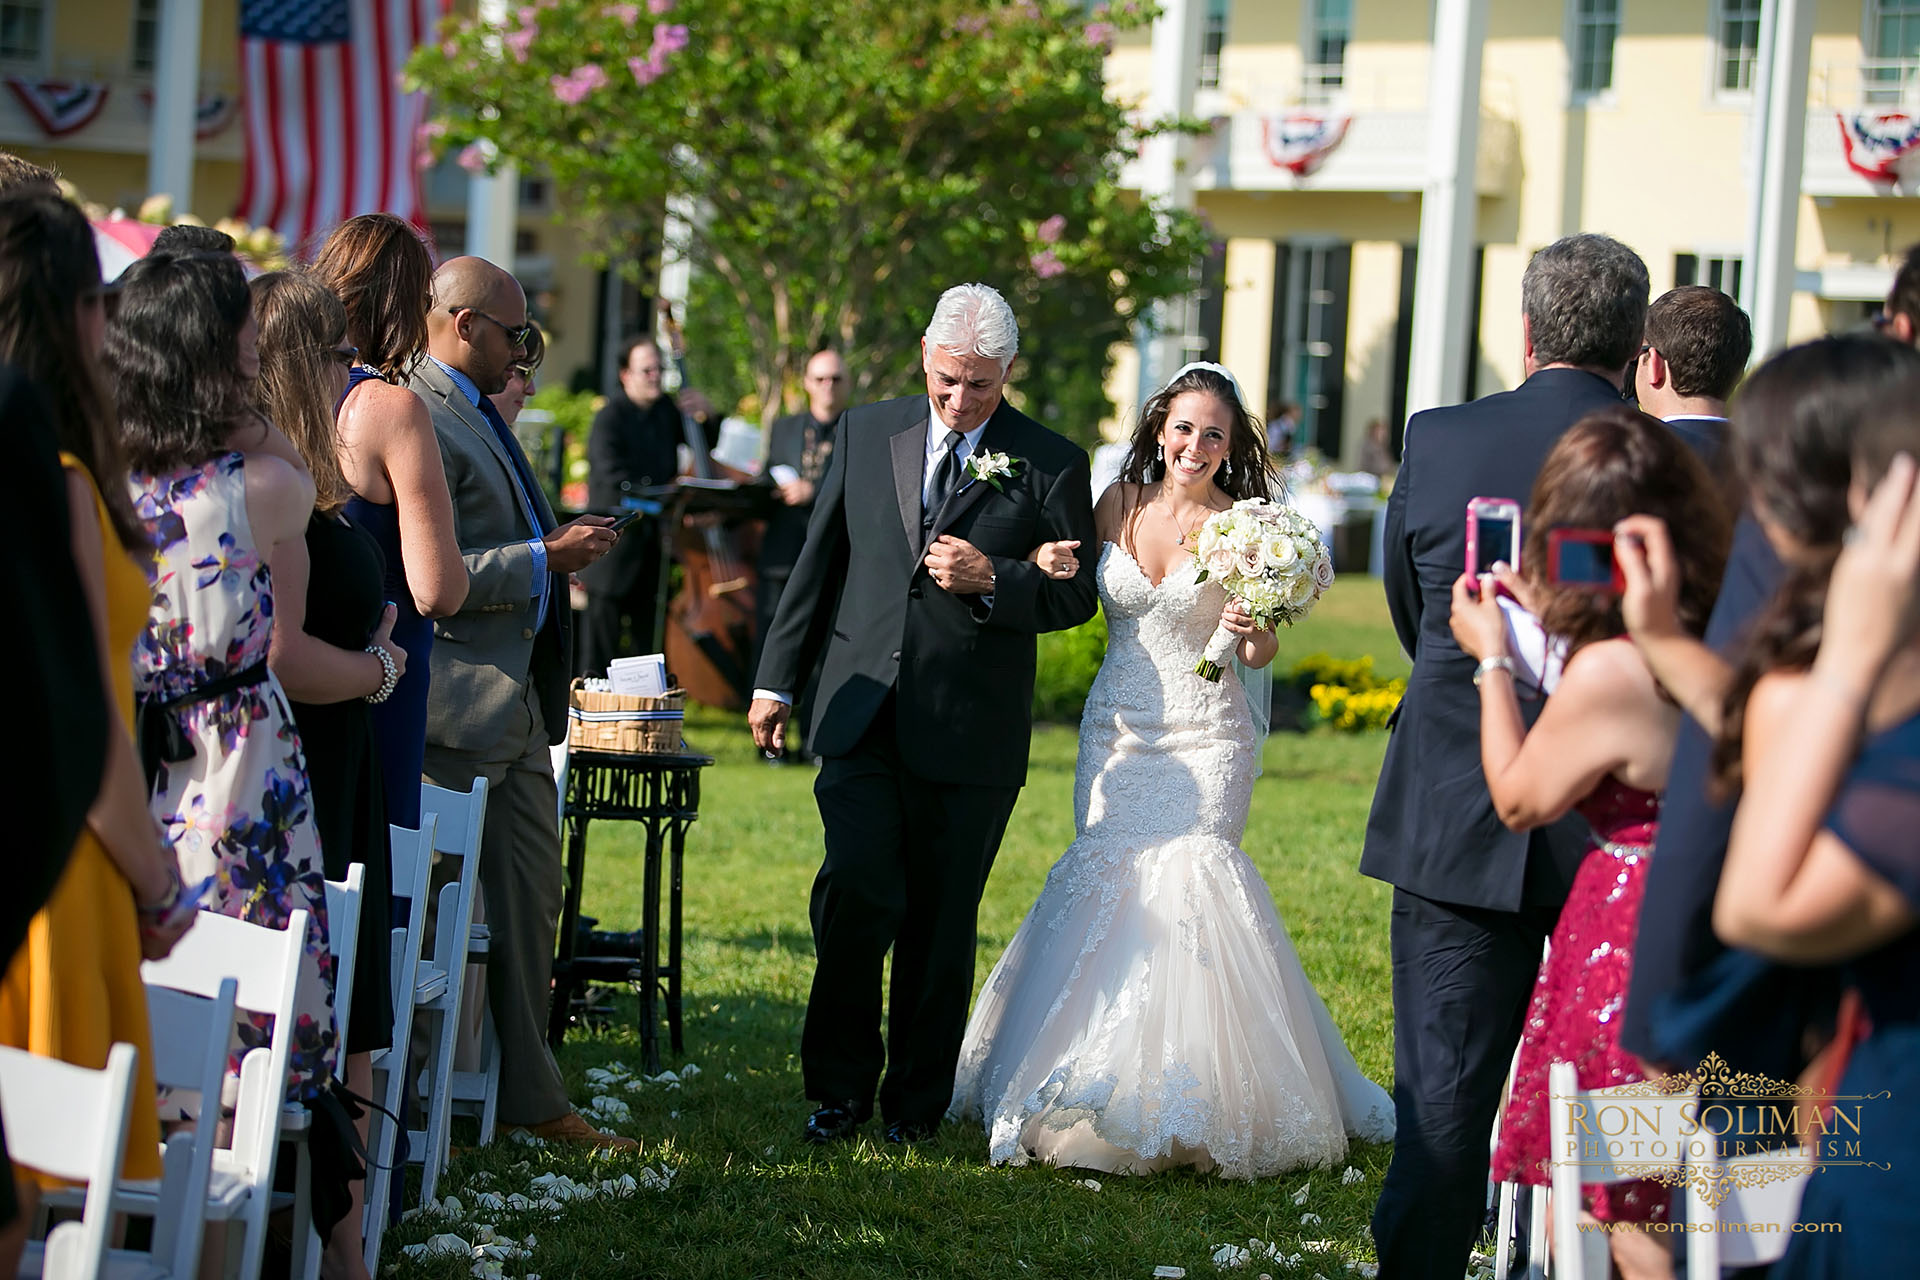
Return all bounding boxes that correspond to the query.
[411,256,628,1147]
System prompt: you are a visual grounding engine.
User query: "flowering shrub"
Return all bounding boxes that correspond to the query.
[1290,652,1404,732]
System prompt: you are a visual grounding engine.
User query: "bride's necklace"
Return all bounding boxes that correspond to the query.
[1159,494,1214,547]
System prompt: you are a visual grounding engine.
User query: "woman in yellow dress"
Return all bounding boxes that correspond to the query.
[0,192,192,1196]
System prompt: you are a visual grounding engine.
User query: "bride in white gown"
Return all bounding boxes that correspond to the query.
[949,362,1393,1179]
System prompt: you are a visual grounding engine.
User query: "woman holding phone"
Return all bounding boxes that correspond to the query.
[1448,406,1727,1278]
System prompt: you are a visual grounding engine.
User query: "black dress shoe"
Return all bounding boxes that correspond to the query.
[803,1103,865,1144]
[883,1118,938,1145]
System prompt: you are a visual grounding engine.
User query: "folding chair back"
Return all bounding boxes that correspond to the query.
[365,817,436,1272]
[1547,1062,1697,1280]
[411,780,489,1203]
[0,1042,138,1280]
[142,978,239,1279]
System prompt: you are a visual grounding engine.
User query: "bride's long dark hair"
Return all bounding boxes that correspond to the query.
[1118,365,1277,502]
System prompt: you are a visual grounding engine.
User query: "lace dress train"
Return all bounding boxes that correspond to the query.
[950,543,1393,1179]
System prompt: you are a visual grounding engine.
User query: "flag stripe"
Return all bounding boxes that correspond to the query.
[237,0,442,254]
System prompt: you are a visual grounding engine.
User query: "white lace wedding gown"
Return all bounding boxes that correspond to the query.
[950,542,1394,1179]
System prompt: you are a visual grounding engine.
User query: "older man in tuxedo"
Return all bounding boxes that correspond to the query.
[1363,234,1649,1279]
[749,284,1097,1146]
[411,256,630,1148]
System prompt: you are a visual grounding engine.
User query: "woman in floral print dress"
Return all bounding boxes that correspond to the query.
[109,249,338,1103]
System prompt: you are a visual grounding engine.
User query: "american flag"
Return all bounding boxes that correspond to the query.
[236,0,443,253]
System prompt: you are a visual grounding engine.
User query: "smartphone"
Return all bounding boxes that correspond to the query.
[1465,497,1522,577]
[1547,527,1623,593]
[609,509,643,533]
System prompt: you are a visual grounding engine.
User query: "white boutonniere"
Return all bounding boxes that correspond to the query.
[966,450,1023,493]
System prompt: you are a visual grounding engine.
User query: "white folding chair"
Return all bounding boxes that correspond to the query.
[277,866,364,1280]
[1684,1122,1811,1273]
[1547,1062,1703,1279]
[142,908,309,1280]
[1493,941,1550,1280]
[0,1042,140,1280]
[446,774,503,1150]
[364,817,436,1273]
[409,779,488,1203]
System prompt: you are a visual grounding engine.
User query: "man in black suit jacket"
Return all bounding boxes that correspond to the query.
[1632,284,1751,468]
[1363,234,1649,1279]
[579,335,682,675]
[749,284,1098,1145]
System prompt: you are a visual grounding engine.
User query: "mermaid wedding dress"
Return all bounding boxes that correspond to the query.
[950,542,1394,1178]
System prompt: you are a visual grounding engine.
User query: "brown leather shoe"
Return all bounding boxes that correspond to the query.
[506,1110,639,1150]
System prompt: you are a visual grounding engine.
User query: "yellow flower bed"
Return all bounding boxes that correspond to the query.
[1292,653,1404,732]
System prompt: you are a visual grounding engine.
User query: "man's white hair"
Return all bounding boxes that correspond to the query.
[923,283,1019,368]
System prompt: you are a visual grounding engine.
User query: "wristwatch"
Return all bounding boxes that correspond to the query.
[1473,655,1517,688]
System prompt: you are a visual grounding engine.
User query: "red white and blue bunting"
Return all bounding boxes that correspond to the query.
[4,78,109,137]
[1837,111,1920,187]
[137,88,242,139]
[1260,110,1352,178]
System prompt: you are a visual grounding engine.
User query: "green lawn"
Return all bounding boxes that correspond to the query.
[384,578,1404,1280]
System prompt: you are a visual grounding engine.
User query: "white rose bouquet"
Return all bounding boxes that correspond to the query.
[1191,497,1335,680]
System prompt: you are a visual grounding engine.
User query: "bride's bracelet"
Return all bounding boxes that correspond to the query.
[366,643,399,704]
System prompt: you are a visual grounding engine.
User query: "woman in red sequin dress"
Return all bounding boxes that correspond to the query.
[1448,408,1730,1279]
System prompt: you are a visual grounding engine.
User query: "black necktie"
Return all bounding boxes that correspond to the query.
[925,430,965,532]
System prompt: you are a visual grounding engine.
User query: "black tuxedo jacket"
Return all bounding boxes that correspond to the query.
[754,395,1098,788]
[1361,368,1628,910]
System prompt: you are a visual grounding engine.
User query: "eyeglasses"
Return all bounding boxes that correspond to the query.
[452,307,532,348]
[321,344,359,368]
[509,360,540,380]
[1637,344,1653,359]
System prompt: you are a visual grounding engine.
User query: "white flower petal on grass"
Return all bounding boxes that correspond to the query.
[1073,1178,1102,1191]
[1291,1181,1311,1205]
[470,1262,504,1280]
[403,1233,471,1260]
[724,1072,737,1082]
[1341,1166,1364,1185]
[584,1065,631,1088]
[1300,1212,1323,1226]
[680,1063,702,1079]
[505,1128,548,1148]
[1212,1243,1251,1268]
[503,1193,534,1212]
[1349,1264,1379,1279]
[1303,1241,1336,1253]
[471,1191,505,1211]
[1152,1269,1187,1279]
[585,1095,631,1124]
[599,1174,639,1197]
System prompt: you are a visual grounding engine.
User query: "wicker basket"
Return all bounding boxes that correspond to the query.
[566,680,686,754]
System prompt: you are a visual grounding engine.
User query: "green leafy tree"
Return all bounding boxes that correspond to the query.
[411,0,1208,445]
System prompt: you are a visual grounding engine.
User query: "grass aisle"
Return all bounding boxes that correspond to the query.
[386,581,1405,1280]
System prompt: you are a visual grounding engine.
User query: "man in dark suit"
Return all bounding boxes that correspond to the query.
[749,283,1098,1145]
[753,348,846,734]
[1632,284,1751,466]
[579,335,682,676]
[1363,234,1649,1279]
[412,256,630,1148]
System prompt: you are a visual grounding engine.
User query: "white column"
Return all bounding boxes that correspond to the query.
[1737,0,1779,319]
[1749,0,1815,357]
[1133,0,1206,394]
[466,0,517,268]
[1405,0,1487,417]
[147,0,204,214]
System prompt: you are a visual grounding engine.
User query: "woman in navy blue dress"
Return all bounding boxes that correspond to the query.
[312,214,467,829]
[1713,427,1920,1271]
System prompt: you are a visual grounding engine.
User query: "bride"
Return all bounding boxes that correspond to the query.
[949,362,1393,1178]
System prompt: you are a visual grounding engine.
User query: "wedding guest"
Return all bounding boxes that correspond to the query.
[496,320,544,426]
[1875,241,1920,346]
[109,249,341,1154]
[1632,285,1751,464]
[1712,416,1920,1272]
[252,269,407,1280]
[1358,417,1395,477]
[1451,407,1728,1279]
[1364,232,1649,1280]
[150,222,236,257]
[0,150,59,196]
[1617,337,1920,1083]
[313,212,467,832]
[0,192,187,1221]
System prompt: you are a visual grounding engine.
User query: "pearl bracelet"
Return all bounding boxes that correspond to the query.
[365,643,399,704]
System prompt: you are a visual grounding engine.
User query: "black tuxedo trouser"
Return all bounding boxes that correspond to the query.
[1371,888,1560,1280]
[803,700,1019,1125]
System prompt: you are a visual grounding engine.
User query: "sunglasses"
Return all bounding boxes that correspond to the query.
[453,307,532,348]
[509,360,540,380]
[321,344,359,368]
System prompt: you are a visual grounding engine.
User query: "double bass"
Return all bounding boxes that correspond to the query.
[658,306,763,710]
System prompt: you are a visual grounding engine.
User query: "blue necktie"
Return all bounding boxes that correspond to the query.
[476,395,555,628]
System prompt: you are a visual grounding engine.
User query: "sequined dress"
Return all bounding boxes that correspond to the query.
[949,543,1394,1178]
[1490,776,1665,1222]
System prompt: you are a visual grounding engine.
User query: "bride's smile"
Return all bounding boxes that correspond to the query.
[1157,390,1234,490]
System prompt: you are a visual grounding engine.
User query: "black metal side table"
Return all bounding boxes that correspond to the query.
[548,747,713,1074]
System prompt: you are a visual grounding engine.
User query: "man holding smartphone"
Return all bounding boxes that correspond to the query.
[1363,234,1649,1280]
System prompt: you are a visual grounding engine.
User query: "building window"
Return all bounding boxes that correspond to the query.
[1570,0,1620,97]
[1303,0,1351,98]
[1713,0,1761,94]
[1867,0,1920,104]
[1675,252,1744,299]
[0,0,44,62]
[131,0,160,73]
[1198,0,1228,91]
